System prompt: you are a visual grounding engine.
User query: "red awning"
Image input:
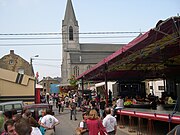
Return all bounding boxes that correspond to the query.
[77,16,180,81]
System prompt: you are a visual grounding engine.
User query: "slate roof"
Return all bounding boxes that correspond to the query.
[80,43,123,52]
[70,43,124,64]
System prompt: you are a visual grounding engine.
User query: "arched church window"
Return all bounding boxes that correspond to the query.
[87,65,91,70]
[69,26,73,40]
[73,66,79,77]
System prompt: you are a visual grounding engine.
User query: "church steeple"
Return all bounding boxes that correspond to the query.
[63,0,78,26]
[62,0,79,51]
[61,0,80,85]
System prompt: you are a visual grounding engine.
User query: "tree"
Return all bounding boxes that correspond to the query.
[68,75,78,89]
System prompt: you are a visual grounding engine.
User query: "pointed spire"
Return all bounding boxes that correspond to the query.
[63,0,78,26]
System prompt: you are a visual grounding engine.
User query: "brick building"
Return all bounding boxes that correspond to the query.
[0,50,35,102]
[0,50,34,77]
[38,77,62,94]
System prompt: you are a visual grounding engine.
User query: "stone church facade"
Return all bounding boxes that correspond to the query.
[61,0,124,85]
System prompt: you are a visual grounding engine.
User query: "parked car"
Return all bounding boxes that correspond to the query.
[0,101,24,114]
[23,103,54,121]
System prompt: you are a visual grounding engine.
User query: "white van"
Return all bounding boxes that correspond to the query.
[0,101,24,113]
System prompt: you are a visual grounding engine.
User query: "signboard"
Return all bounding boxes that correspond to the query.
[50,84,60,94]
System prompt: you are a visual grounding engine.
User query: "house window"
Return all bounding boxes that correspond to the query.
[44,83,46,87]
[87,65,91,70]
[18,68,24,74]
[69,26,73,40]
[158,86,165,91]
[73,66,79,77]
[9,60,14,65]
[150,86,153,89]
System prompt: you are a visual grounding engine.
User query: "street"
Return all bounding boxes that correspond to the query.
[52,106,129,135]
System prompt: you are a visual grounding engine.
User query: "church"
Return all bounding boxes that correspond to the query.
[61,0,124,85]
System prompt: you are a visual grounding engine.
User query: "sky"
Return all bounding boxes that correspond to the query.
[0,0,179,80]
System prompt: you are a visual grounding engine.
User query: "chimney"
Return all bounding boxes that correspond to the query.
[10,50,14,54]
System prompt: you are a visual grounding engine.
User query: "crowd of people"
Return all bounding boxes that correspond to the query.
[1,91,179,135]
[0,107,59,135]
[76,108,117,135]
[71,95,121,135]
[44,92,119,135]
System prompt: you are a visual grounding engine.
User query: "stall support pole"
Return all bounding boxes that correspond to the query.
[104,73,108,106]
[81,78,84,98]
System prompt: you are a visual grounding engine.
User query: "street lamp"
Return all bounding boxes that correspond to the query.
[30,55,39,77]
[30,55,39,65]
[30,55,39,104]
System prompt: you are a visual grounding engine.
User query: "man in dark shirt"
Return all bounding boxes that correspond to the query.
[99,98,106,119]
[69,99,77,121]
[90,98,96,109]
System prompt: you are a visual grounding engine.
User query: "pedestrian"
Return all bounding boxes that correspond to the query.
[11,109,17,119]
[21,107,28,119]
[113,96,124,116]
[65,96,69,108]
[69,99,77,121]
[1,110,13,135]
[77,96,82,107]
[99,98,106,119]
[86,109,106,135]
[38,110,46,135]
[3,111,12,121]
[90,98,97,110]
[12,114,22,122]
[41,109,59,135]
[24,110,39,128]
[55,96,59,108]
[46,93,50,104]
[61,99,65,112]
[58,99,62,114]
[75,111,89,135]
[103,108,117,135]
[49,98,53,111]
[3,119,17,135]
[15,118,31,135]
[15,118,42,135]
[115,96,124,110]
[167,125,180,135]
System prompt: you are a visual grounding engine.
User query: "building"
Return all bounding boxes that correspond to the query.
[61,0,124,85]
[95,82,116,97]
[0,50,36,102]
[38,77,62,94]
[0,50,34,77]
[0,68,35,102]
[146,80,165,98]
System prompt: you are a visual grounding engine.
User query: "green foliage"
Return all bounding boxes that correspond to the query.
[68,75,78,88]
[124,101,132,106]
[0,115,4,131]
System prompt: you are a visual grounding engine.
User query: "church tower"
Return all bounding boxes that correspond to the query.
[61,0,79,84]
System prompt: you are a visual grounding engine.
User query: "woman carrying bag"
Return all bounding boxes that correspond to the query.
[75,111,89,135]
[86,109,107,135]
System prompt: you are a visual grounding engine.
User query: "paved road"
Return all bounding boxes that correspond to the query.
[52,106,129,135]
